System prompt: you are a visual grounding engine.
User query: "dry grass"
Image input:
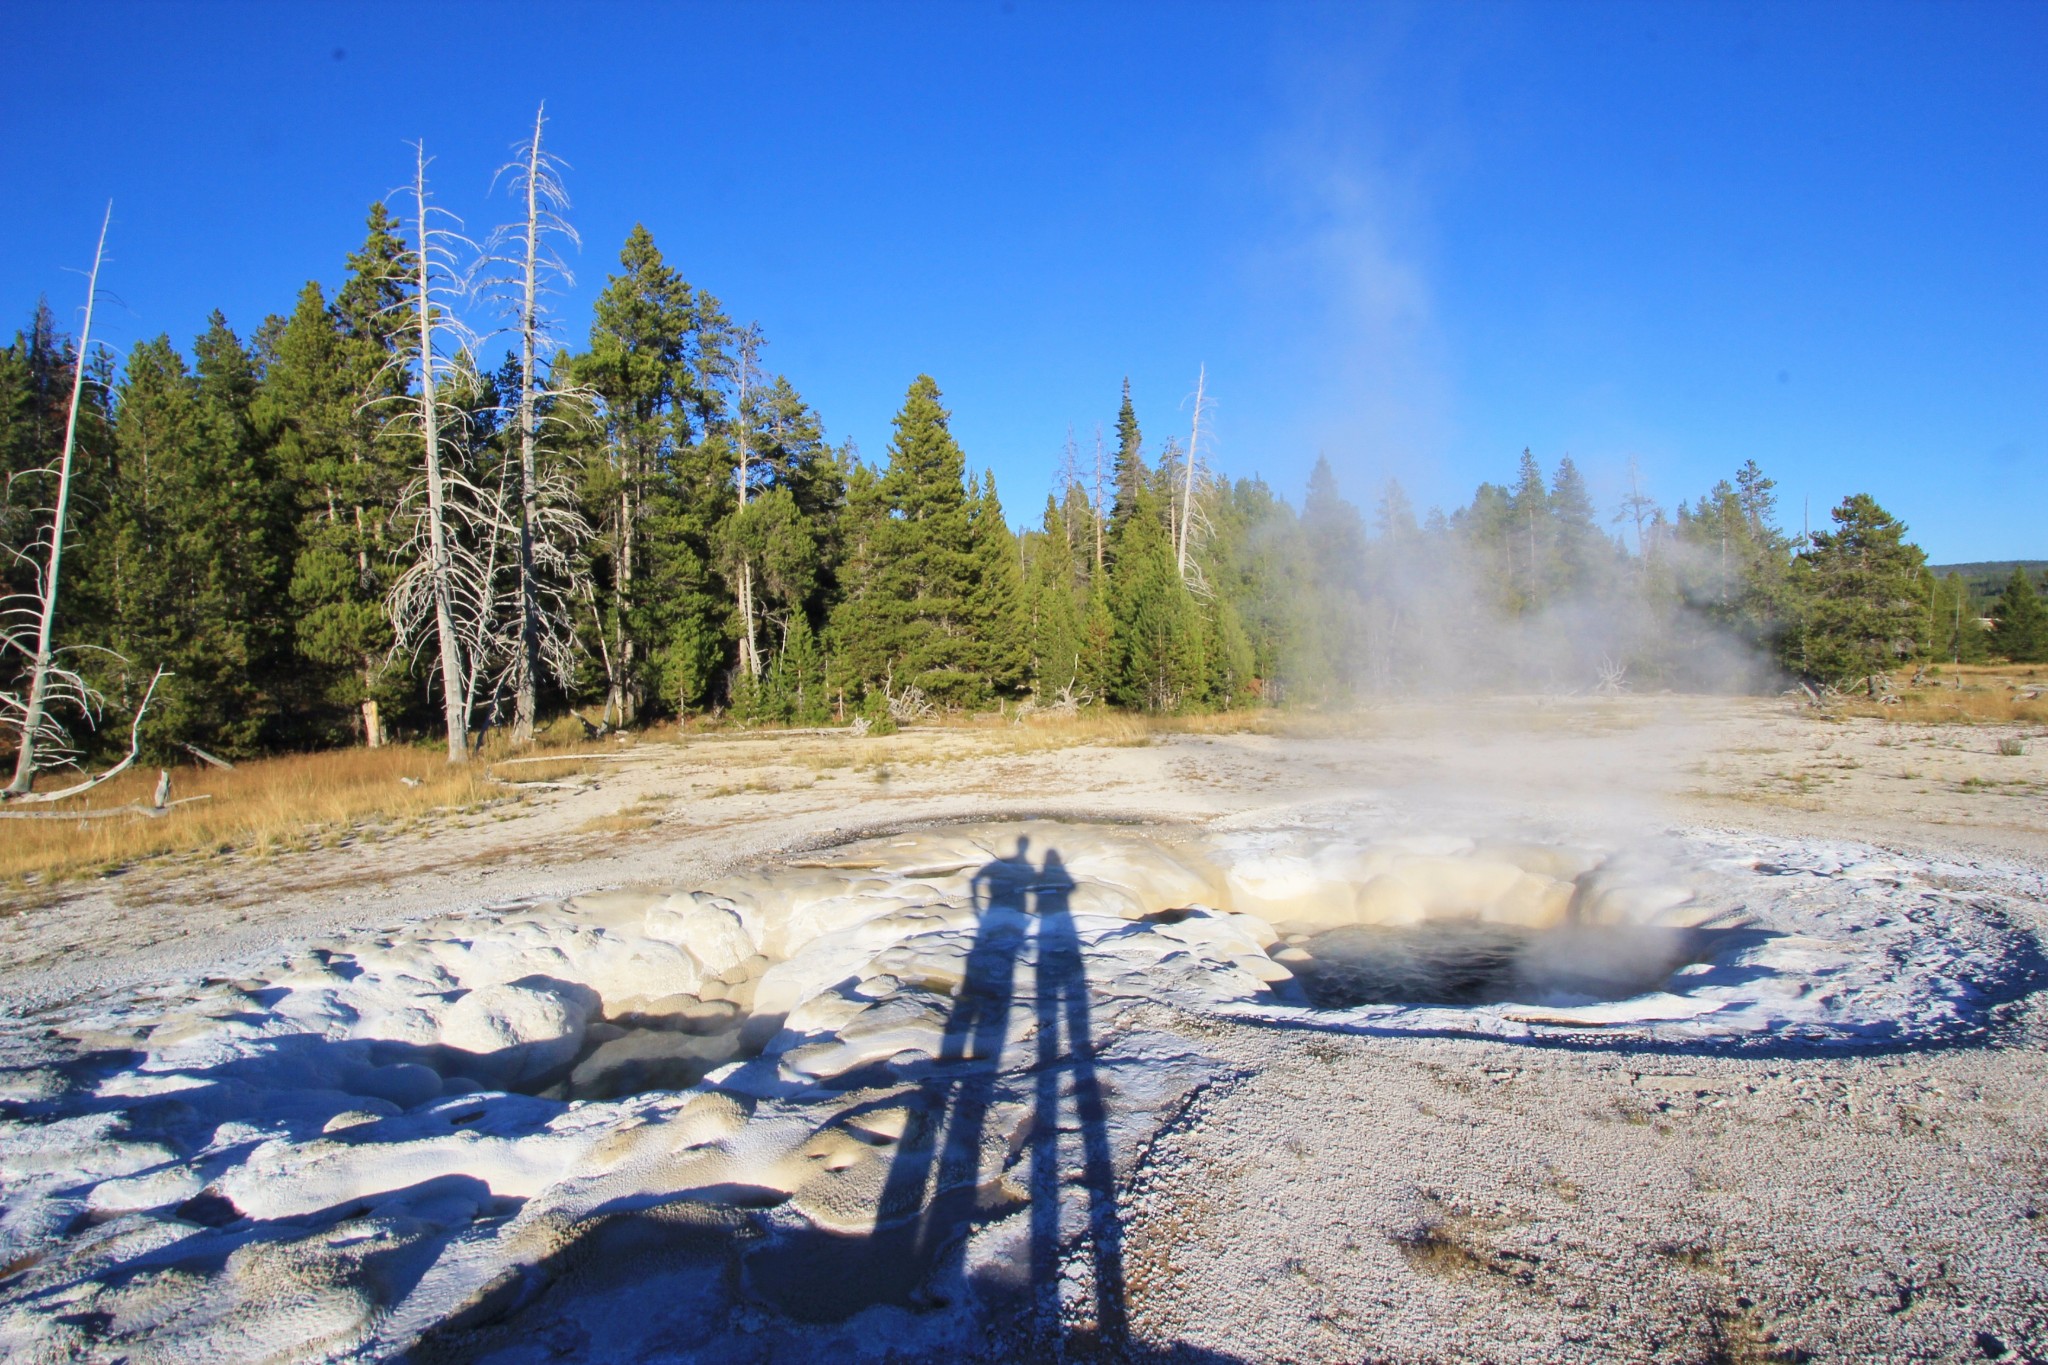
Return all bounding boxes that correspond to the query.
[0,737,599,890]
[576,809,662,836]
[1836,663,2048,725]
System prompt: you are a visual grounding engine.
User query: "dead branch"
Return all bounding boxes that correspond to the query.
[180,742,234,771]
[485,775,589,791]
[489,751,640,767]
[7,666,165,805]
[0,794,211,822]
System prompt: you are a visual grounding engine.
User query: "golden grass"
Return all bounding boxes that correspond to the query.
[0,736,600,892]
[1835,663,2048,724]
[575,810,662,836]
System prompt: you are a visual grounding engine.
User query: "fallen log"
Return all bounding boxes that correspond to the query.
[0,794,213,821]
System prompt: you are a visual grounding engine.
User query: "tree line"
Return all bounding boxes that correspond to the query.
[2,120,2034,776]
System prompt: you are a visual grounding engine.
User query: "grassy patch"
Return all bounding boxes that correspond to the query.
[0,738,599,892]
[1835,663,2048,724]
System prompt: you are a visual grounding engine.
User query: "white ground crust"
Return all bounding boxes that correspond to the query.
[0,808,2041,1361]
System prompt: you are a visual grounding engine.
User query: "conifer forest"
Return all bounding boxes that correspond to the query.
[0,122,2033,774]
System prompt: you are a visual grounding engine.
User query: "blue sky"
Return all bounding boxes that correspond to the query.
[5,1,2042,562]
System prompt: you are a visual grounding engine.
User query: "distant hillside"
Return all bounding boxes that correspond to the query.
[1928,561,2048,599]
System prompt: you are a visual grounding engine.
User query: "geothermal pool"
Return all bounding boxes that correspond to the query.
[0,810,2036,1360]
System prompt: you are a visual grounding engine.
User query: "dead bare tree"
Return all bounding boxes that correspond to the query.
[388,143,477,763]
[1614,455,1660,572]
[4,204,111,797]
[1175,363,1209,581]
[732,325,766,681]
[490,103,593,745]
[1091,423,1107,578]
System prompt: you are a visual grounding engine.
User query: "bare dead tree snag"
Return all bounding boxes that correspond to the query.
[1091,423,1106,577]
[5,203,110,797]
[734,327,765,680]
[495,103,589,746]
[1176,363,1207,580]
[401,144,471,764]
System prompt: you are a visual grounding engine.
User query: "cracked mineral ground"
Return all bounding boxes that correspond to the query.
[2,698,2045,1362]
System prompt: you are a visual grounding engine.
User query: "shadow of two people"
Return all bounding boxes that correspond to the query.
[745,837,1129,1351]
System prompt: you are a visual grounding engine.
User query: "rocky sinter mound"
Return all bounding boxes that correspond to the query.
[0,811,2037,1361]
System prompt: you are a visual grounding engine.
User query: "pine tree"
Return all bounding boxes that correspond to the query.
[1108,378,1146,546]
[180,314,292,750]
[717,374,842,707]
[1548,456,1604,598]
[1110,485,1203,712]
[0,304,92,613]
[1989,568,2046,664]
[1206,476,1301,703]
[256,275,408,746]
[572,224,733,720]
[966,470,1028,697]
[871,375,979,705]
[89,337,197,731]
[1506,448,1552,612]
[1026,494,1084,699]
[1669,461,1797,680]
[1795,494,1927,684]
[823,457,893,708]
[82,320,290,756]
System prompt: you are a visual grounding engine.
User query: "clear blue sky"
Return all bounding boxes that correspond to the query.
[6,1,2042,562]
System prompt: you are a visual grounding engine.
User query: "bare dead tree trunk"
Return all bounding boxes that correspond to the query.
[511,105,548,746]
[615,482,634,725]
[7,203,109,797]
[408,147,470,764]
[1176,363,1205,580]
[734,331,762,680]
[1091,423,1106,578]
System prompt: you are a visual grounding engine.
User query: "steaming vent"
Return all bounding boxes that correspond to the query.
[1217,838,1733,1010]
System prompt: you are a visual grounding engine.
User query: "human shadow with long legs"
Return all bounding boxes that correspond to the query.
[1026,846,1128,1352]
[742,836,1036,1322]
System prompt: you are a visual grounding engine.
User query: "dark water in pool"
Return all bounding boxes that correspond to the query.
[1293,921,1709,1008]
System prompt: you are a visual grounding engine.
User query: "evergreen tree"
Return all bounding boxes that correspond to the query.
[1,304,117,753]
[849,375,982,706]
[1108,378,1146,546]
[717,374,843,706]
[1110,485,1203,712]
[182,314,292,750]
[1114,501,1204,716]
[1505,448,1551,612]
[1209,477,1305,703]
[1,305,108,637]
[1548,455,1605,598]
[966,470,1028,697]
[1923,571,1988,667]
[1025,494,1084,698]
[257,211,419,747]
[1795,493,1928,684]
[1989,568,2046,663]
[572,224,733,719]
